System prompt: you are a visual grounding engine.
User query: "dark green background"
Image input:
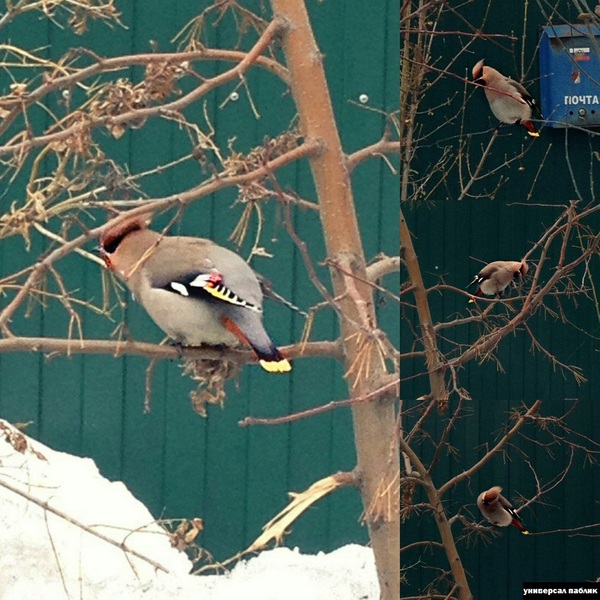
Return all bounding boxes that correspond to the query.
[402,1,599,598]
[0,0,399,565]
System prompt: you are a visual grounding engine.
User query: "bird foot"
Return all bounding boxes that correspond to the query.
[168,339,185,359]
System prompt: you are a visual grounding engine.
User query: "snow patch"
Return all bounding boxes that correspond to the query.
[0,419,379,599]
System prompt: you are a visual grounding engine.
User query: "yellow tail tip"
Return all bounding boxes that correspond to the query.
[527,131,540,138]
[468,298,476,304]
[522,530,530,535]
[259,358,292,373]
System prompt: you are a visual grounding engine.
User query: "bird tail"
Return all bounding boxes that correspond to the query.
[468,284,483,303]
[252,336,291,373]
[221,315,291,373]
[521,120,540,137]
[507,506,530,534]
[259,353,292,373]
[511,517,530,535]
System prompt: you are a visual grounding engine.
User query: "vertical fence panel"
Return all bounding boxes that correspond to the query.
[401,1,600,596]
[0,0,399,566]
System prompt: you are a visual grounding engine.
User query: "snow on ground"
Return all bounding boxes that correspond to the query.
[0,419,379,600]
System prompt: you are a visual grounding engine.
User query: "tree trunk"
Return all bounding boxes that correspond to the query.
[269,2,400,598]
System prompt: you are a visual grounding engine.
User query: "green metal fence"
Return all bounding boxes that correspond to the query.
[0,0,400,564]
[401,1,600,597]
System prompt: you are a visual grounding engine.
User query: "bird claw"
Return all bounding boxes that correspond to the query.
[168,339,185,358]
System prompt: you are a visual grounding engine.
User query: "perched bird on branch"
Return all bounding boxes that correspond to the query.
[472,59,542,137]
[477,486,529,534]
[469,260,528,302]
[99,215,291,373]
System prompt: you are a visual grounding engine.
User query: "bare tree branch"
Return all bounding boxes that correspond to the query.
[0,477,172,574]
[0,336,341,362]
[239,376,399,427]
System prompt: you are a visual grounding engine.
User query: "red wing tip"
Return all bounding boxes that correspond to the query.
[259,358,292,373]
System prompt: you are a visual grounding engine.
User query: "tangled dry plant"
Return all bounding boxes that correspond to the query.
[183,357,242,416]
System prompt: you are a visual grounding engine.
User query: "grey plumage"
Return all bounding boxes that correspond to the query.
[477,486,529,534]
[100,216,291,373]
[470,260,528,300]
[472,59,541,137]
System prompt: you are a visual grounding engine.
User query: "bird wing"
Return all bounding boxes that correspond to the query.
[505,506,529,533]
[473,262,501,284]
[142,237,264,311]
[503,502,516,517]
[165,270,262,313]
[507,78,543,117]
[498,495,529,533]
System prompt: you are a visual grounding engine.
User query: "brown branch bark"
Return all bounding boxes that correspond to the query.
[0,336,341,363]
[0,47,288,140]
[366,255,401,282]
[400,439,472,600]
[270,2,399,598]
[438,400,542,497]
[239,376,399,427]
[457,129,499,201]
[400,208,448,410]
[347,139,401,172]
[0,18,289,156]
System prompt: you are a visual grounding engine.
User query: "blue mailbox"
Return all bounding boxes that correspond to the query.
[539,24,600,128]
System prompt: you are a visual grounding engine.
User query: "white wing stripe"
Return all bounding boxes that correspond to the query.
[170,282,189,296]
[189,274,212,288]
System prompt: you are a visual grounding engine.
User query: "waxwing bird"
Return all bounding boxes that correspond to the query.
[100,215,291,373]
[477,486,529,534]
[469,260,528,302]
[472,59,542,137]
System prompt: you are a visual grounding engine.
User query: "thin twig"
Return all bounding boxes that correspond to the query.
[0,477,172,574]
[0,18,289,156]
[347,139,400,172]
[239,377,399,427]
[438,400,542,497]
